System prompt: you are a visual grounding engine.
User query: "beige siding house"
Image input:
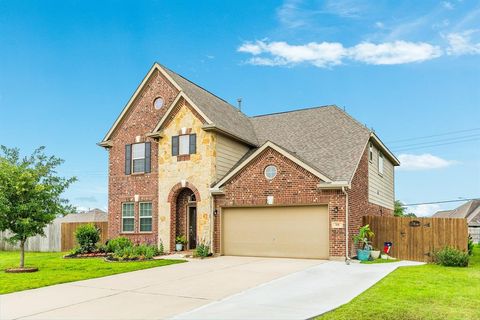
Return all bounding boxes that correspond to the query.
[368,142,395,210]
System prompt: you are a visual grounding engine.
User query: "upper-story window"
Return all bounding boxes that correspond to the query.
[125,142,151,175]
[369,142,373,162]
[378,152,384,175]
[172,134,196,156]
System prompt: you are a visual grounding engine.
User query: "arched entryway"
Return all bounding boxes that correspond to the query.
[168,182,201,251]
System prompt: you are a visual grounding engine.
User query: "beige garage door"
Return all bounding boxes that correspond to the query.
[222,206,329,259]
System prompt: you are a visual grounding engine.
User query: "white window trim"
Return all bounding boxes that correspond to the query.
[139,202,153,233]
[122,202,135,233]
[264,165,277,180]
[132,143,146,173]
[378,152,384,176]
[178,135,190,156]
[369,142,373,162]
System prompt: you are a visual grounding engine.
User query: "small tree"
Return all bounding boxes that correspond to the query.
[0,146,76,268]
[394,200,417,217]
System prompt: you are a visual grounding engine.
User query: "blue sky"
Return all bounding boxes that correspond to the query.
[0,0,479,215]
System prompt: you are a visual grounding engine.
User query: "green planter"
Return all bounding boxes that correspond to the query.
[357,249,371,261]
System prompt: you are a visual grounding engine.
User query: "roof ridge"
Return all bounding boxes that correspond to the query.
[158,63,243,113]
[250,105,336,118]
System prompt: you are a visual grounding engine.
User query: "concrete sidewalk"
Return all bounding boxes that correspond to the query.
[0,256,324,320]
[174,260,424,320]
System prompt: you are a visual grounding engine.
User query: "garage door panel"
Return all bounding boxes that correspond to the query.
[222,206,329,259]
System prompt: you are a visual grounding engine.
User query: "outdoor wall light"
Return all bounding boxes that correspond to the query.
[333,206,339,213]
[213,209,218,216]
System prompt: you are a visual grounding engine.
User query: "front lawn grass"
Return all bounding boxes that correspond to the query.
[0,251,185,294]
[319,245,480,320]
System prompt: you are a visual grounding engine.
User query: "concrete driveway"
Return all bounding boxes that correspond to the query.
[0,256,325,320]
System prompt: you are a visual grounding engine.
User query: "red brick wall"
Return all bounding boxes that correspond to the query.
[213,147,347,258]
[107,69,179,243]
[348,146,393,256]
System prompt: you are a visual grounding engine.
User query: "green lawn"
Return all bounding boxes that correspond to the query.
[0,251,185,294]
[319,245,480,320]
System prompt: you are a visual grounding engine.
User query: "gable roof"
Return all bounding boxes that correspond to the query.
[212,141,338,190]
[100,63,257,145]
[250,106,372,182]
[159,65,258,145]
[432,200,480,227]
[101,63,399,187]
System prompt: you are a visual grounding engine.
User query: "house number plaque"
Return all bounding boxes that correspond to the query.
[331,221,344,229]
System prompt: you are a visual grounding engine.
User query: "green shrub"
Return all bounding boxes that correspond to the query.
[75,224,100,253]
[158,241,164,255]
[468,236,474,256]
[434,246,469,267]
[195,243,210,258]
[110,243,159,261]
[175,235,187,245]
[106,237,133,253]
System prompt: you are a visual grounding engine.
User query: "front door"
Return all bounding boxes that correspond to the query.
[188,206,197,249]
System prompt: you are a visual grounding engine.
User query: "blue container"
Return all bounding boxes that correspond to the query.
[357,249,371,261]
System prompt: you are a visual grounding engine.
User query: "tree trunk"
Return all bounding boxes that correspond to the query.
[20,240,25,268]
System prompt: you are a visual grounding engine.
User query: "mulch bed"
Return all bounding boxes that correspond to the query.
[63,252,107,259]
[5,267,39,273]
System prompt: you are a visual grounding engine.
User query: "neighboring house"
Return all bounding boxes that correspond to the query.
[433,199,480,243]
[98,63,399,260]
[58,208,108,223]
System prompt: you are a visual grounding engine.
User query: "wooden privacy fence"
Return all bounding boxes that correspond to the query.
[61,222,109,251]
[364,216,468,262]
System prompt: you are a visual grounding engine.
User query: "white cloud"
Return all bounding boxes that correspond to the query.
[442,1,454,10]
[375,21,385,29]
[397,153,457,171]
[350,41,442,65]
[238,40,442,67]
[238,41,347,67]
[407,204,442,217]
[445,30,480,55]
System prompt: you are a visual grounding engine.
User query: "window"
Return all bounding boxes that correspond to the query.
[139,202,152,232]
[153,97,164,110]
[369,143,373,162]
[264,165,277,180]
[125,142,151,174]
[172,134,196,156]
[378,152,384,175]
[132,143,145,173]
[122,203,134,232]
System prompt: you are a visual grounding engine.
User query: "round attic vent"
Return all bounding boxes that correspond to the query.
[153,97,164,110]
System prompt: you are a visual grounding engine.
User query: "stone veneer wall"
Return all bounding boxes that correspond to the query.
[157,100,217,251]
[107,69,178,244]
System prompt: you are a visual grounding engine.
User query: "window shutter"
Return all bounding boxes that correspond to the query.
[125,144,132,175]
[189,134,196,154]
[172,136,179,156]
[145,142,151,173]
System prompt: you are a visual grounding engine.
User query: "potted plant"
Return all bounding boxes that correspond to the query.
[370,247,381,259]
[353,224,375,261]
[175,235,187,251]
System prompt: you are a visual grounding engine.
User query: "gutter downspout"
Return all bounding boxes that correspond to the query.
[342,186,351,265]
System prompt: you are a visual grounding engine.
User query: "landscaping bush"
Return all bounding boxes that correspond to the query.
[194,243,210,258]
[75,224,100,253]
[106,237,133,253]
[109,243,159,261]
[434,246,470,267]
[468,236,474,256]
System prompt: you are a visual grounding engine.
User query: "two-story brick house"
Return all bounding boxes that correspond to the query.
[98,63,399,260]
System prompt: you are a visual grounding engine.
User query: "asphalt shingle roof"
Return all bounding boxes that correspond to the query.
[161,65,258,145]
[433,200,480,227]
[160,65,374,183]
[250,106,371,181]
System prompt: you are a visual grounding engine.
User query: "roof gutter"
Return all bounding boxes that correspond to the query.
[202,124,258,147]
